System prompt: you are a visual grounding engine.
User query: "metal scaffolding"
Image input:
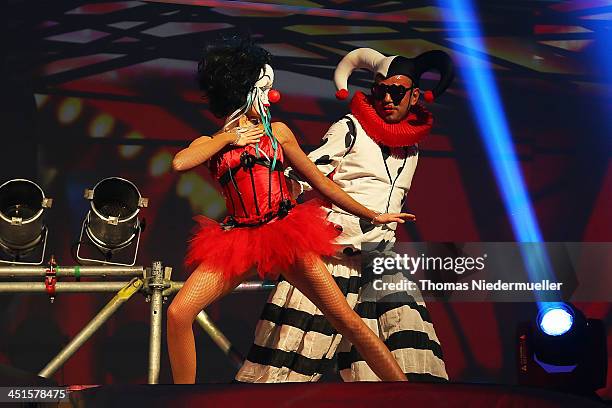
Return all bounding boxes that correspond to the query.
[0,261,274,384]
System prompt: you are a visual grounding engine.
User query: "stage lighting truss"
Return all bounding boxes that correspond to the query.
[76,177,148,266]
[0,179,53,265]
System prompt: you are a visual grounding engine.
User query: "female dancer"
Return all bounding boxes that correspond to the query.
[167,35,413,383]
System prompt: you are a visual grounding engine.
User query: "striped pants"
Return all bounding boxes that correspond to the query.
[235,256,448,382]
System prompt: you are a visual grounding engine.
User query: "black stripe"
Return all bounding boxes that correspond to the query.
[249,167,261,216]
[260,303,337,336]
[386,330,444,359]
[354,292,433,323]
[223,184,235,215]
[245,344,334,377]
[268,166,272,208]
[278,274,362,297]
[277,170,284,200]
[333,274,361,296]
[337,330,445,370]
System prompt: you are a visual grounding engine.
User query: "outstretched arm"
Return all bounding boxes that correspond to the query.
[172,125,264,171]
[274,122,414,225]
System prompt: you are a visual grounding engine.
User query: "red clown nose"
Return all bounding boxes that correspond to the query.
[268,89,281,103]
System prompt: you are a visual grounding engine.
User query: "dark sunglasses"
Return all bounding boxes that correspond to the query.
[371,83,413,105]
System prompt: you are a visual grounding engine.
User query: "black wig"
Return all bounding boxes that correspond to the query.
[197,34,271,118]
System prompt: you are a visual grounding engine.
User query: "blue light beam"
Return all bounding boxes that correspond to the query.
[437,0,558,306]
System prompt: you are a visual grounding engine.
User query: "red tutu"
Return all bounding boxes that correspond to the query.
[185,200,340,280]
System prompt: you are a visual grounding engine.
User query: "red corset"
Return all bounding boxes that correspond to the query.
[209,136,295,225]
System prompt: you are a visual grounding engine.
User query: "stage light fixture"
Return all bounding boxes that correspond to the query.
[533,303,587,367]
[0,179,52,265]
[76,177,147,266]
[518,303,607,397]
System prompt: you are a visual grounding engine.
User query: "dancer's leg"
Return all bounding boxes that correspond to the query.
[167,265,253,383]
[283,254,407,381]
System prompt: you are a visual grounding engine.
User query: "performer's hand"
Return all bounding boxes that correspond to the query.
[372,212,416,225]
[229,124,264,146]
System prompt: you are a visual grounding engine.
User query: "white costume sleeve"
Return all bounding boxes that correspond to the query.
[284,118,355,198]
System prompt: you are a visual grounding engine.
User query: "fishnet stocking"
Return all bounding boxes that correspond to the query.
[166,265,253,383]
[285,254,407,382]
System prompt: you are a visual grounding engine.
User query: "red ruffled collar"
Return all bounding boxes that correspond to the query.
[349,91,433,147]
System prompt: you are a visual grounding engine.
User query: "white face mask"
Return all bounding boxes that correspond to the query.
[225,64,275,129]
[254,64,274,111]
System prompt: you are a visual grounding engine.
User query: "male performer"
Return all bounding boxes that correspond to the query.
[236,48,454,382]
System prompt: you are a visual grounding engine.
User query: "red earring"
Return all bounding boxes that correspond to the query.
[423,90,434,103]
[335,89,349,100]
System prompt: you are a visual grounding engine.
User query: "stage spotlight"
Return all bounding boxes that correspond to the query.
[76,177,147,266]
[518,303,607,397]
[538,304,574,337]
[533,303,587,367]
[0,179,52,265]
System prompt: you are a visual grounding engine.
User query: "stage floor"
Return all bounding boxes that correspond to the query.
[68,382,609,408]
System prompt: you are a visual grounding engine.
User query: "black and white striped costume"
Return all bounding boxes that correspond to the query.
[235,114,448,382]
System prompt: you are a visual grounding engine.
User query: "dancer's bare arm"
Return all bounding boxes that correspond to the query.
[172,125,264,171]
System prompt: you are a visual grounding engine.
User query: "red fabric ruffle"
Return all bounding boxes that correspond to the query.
[349,91,433,147]
[185,200,340,280]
